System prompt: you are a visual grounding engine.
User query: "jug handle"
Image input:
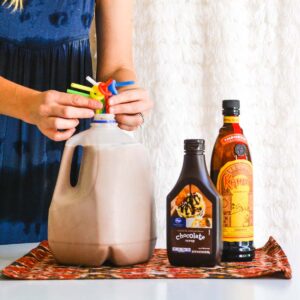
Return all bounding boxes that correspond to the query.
[52,144,78,196]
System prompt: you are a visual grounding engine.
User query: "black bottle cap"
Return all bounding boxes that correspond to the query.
[222,99,240,116]
[184,139,205,154]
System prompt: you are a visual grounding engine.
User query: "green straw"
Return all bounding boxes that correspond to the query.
[67,89,90,97]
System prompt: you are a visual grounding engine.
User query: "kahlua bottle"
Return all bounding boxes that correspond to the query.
[210,100,254,261]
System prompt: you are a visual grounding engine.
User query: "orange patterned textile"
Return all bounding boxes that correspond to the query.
[1,237,291,280]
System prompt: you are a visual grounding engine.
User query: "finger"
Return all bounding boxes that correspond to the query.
[109,101,150,115]
[115,114,143,127]
[109,89,148,105]
[118,123,138,131]
[44,128,76,142]
[49,105,95,119]
[57,93,103,110]
[46,117,79,130]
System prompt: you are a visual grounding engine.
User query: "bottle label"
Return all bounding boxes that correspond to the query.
[220,134,247,145]
[217,160,253,242]
[170,184,213,255]
[224,116,240,123]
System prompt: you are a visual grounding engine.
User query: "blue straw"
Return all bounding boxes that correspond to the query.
[115,81,135,87]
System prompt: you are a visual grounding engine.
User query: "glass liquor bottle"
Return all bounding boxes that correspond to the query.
[210,100,254,261]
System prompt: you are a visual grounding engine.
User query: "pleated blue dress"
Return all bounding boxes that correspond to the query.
[0,0,95,244]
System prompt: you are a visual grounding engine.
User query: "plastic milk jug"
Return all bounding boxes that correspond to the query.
[48,114,156,266]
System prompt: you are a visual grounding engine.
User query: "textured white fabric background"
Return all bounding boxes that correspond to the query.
[132,0,300,251]
[91,1,300,252]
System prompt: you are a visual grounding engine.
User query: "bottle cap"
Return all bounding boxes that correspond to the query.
[222,100,240,109]
[222,99,240,116]
[184,139,205,153]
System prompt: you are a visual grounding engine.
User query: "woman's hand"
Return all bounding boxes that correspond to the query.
[24,90,102,141]
[108,88,154,131]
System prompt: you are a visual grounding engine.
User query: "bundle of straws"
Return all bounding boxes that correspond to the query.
[67,76,135,114]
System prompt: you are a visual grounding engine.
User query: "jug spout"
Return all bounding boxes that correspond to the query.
[91,114,117,127]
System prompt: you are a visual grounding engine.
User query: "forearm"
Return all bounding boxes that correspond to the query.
[0,76,39,123]
[96,66,137,87]
[95,0,136,84]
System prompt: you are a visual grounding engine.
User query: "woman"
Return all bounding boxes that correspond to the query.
[0,0,153,244]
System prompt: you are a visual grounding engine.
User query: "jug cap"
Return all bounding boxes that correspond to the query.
[92,114,116,124]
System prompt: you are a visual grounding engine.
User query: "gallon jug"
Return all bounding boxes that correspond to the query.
[48,114,156,266]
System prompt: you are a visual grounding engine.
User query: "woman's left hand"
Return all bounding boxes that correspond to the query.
[108,88,154,131]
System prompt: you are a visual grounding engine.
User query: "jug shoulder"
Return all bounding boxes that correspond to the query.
[66,126,137,147]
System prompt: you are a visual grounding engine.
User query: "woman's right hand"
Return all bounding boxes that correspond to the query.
[24,90,102,141]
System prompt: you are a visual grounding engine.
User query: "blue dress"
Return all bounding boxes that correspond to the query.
[0,0,95,244]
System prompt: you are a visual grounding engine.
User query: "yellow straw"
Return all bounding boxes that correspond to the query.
[70,83,92,92]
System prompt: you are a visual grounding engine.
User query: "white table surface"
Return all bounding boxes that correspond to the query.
[0,242,299,300]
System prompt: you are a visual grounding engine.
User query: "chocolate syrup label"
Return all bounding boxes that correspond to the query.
[170,184,213,255]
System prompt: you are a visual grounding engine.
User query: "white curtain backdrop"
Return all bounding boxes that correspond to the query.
[132,0,300,252]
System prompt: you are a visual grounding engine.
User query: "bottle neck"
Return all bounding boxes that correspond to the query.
[222,114,243,133]
[222,107,240,126]
[91,113,117,127]
[178,153,210,182]
[223,115,240,124]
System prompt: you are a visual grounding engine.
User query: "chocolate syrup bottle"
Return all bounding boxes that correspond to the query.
[167,139,221,267]
[210,100,255,261]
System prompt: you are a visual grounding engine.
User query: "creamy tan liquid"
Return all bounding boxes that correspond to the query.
[48,143,156,266]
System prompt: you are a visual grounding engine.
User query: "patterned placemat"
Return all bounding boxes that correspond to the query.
[1,236,291,280]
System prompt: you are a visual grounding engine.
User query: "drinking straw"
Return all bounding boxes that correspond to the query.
[67,77,135,116]
[67,89,90,97]
[108,80,118,95]
[99,85,111,97]
[86,76,98,86]
[95,108,102,115]
[89,86,105,100]
[70,83,92,92]
[115,80,135,87]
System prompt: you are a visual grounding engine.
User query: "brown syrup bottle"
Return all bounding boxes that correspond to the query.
[210,100,255,262]
[167,139,222,267]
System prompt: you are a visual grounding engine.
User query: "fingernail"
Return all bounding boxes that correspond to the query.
[109,99,115,105]
[110,107,115,113]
